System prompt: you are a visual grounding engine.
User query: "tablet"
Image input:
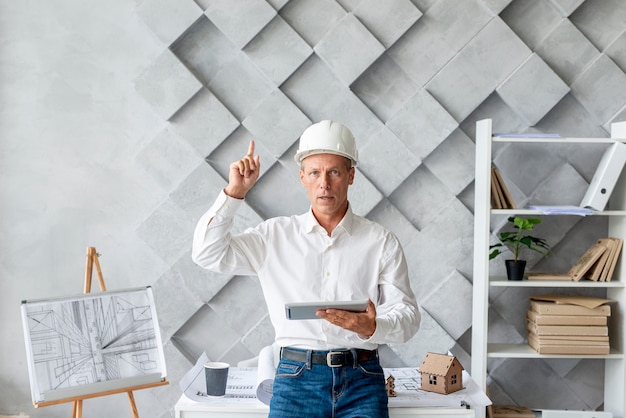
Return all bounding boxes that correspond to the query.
[285,299,369,320]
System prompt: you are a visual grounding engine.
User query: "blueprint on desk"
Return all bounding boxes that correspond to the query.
[21,286,166,403]
[385,368,492,408]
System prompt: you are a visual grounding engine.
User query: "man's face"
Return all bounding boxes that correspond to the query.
[299,153,354,219]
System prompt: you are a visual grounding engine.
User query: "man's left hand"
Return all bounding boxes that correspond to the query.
[316,299,377,339]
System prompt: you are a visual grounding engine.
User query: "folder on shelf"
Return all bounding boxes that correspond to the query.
[491,166,516,209]
[526,321,608,336]
[491,171,503,209]
[528,237,623,282]
[529,295,613,316]
[585,238,616,281]
[526,294,613,355]
[580,141,626,211]
[526,310,607,326]
[527,333,610,355]
[527,240,608,281]
[600,237,623,282]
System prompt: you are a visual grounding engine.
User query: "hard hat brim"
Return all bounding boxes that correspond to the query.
[294,149,358,167]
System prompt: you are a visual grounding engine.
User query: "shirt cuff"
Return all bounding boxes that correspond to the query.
[358,317,385,343]
[214,189,244,218]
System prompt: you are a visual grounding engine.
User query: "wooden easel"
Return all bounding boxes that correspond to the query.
[34,247,168,418]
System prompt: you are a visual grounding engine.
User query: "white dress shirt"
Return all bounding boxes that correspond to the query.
[192,190,420,350]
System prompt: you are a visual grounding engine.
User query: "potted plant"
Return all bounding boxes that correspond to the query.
[489,216,552,280]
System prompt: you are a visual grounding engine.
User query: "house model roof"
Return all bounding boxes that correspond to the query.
[418,352,463,376]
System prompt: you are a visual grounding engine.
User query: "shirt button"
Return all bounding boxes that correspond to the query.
[325,272,331,277]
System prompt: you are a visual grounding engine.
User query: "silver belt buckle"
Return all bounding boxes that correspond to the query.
[326,351,344,367]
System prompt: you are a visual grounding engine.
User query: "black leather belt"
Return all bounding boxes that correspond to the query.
[280,347,378,367]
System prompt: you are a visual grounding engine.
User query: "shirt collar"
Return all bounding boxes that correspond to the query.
[303,203,354,236]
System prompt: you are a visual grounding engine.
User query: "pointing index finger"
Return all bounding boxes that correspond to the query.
[247,140,255,157]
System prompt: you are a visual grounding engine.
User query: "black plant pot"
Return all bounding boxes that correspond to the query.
[505,259,526,281]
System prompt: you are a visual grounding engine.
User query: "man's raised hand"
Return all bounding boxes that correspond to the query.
[224,140,261,199]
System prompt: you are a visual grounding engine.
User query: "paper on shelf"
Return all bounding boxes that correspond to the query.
[493,133,561,138]
[525,205,594,216]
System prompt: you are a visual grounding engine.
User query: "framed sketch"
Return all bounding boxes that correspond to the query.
[21,286,167,404]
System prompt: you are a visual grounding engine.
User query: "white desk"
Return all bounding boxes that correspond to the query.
[175,394,475,418]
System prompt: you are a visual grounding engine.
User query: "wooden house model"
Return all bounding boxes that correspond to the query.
[417,352,464,395]
[385,374,396,397]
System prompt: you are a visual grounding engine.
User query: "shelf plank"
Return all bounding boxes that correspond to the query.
[487,343,624,359]
[492,137,625,144]
[491,209,626,216]
[489,278,626,287]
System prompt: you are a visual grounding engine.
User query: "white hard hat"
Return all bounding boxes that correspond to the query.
[294,120,359,167]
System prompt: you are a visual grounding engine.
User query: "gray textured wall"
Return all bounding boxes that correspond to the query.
[2,0,626,416]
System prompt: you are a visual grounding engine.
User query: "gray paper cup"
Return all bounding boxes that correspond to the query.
[204,361,229,396]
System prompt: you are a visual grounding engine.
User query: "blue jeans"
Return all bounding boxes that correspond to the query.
[269,348,389,418]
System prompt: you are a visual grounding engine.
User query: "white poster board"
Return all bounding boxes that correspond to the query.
[21,286,167,404]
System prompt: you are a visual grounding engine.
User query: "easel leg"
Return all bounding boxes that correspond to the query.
[84,247,94,294]
[128,391,139,418]
[84,246,106,294]
[92,250,107,291]
[72,400,82,418]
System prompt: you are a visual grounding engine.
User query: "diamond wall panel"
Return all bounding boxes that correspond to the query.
[243,16,313,85]
[387,88,458,160]
[426,17,531,121]
[571,54,626,124]
[388,0,493,86]
[170,17,238,84]
[204,0,277,49]
[535,19,601,85]
[169,88,239,156]
[135,126,201,190]
[135,0,203,45]
[421,269,473,340]
[389,165,455,231]
[352,0,423,48]
[134,49,203,120]
[496,53,570,125]
[607,30,626,73]
[367,199,420,248]
[206,52,275,120]
[549,0,585,16]
[500,0,562,49]
[352,54,420,122]
[423,128,475,195]
[358,125,421,196]
[280,0,347,45]
[569,0,626,51]
[314,13,385,85]
[242,89,311,158]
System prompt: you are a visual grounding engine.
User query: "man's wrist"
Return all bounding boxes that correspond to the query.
[224,187,245,200]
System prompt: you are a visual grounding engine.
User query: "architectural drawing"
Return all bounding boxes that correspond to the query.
[21,287,166,403]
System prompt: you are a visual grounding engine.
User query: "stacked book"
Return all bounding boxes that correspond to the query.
[526,294,612,355]
[491,166,516,209]
[527,237,623,282]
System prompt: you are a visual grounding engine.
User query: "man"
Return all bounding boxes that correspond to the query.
[192,120,420,417]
